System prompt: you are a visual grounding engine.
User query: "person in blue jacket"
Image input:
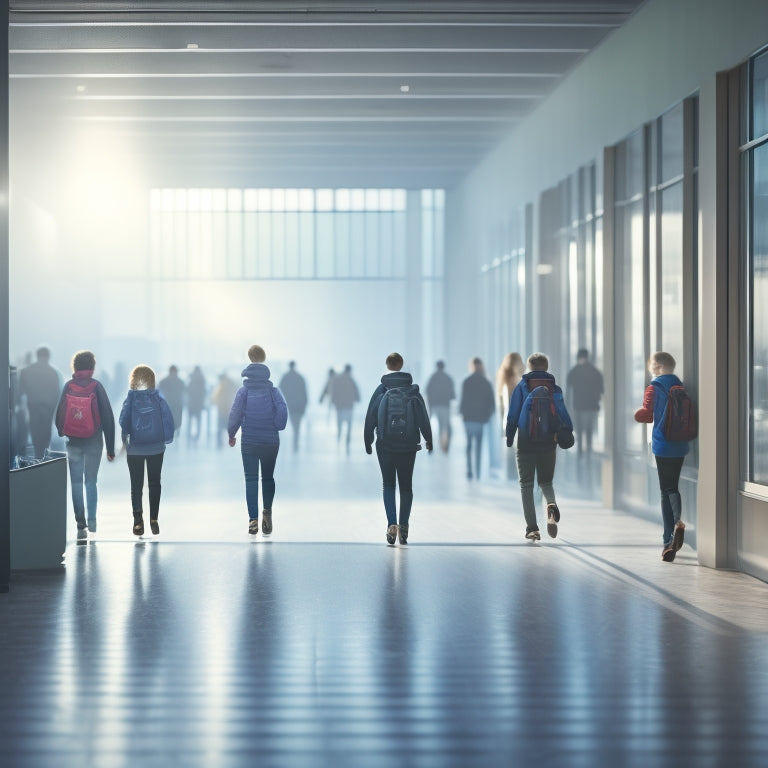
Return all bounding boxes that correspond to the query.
[634,351,691,562]
[119,365,175,537]
[506,352,573,541]
[228,345,288,536]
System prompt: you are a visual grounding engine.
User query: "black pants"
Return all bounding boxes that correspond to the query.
[376,445,416,527]
[127,452,165,519]
[655,455,684,546]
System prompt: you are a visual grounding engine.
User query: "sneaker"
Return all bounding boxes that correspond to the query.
[87,519,97,533]
[672,520,685,551]
[386,524,398,545]
[662,544,676,562]
[132,516,144,537]
[150,519,160,535]
[77,526,88,541]
[546,503,560,539]
[248,518,259,535]
[262,509,273,535]
[525,528,541,541]
[398,525,409,545]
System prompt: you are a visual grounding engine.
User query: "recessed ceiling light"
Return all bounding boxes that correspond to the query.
[186,43,199,49]
[76,85,86,93]
[400,85,410,93]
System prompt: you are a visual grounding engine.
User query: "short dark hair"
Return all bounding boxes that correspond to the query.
[386,353,404,371]
[36,346,50,362]
[72,350,95,372]
[577,348,589,361]
[248,345,266,363]
[436,360,445,370]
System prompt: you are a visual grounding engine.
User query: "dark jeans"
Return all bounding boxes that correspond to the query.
[573,410,597,456]
[516,447,557,532]
[376,445,416,527]
[67,438,103,528]
[241,443,280,520]
[127,452,165,520]
[655,455,684,546]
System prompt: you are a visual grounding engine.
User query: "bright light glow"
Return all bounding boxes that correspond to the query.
[536,264,553,275]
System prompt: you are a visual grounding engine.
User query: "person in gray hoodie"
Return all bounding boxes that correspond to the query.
[364,353,433,545]
[228,345,288,536]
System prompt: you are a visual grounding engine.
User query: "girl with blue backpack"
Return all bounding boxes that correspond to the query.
[119,365,175,537]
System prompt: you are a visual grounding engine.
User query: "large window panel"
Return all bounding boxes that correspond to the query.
[752,49,768,140]
[659,182,685,373]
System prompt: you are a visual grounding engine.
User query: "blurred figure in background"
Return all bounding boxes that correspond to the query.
[19,346,61,458]
[332,364,360,455]
[496,353,525,479]
[426,360,455,453]
[319,367,336,423]
[566,348,604,461]
[459,357,495,480]
[211,372,238,448]
[158,364,186,439]
[279,361,309,452]
[187,365,207,443]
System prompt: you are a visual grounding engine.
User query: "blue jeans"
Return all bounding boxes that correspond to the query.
[336,408,353,450]
[67,438,103,528]
[516,447,557,532]
[241,444,279,520]
[464,421,484,478]
[376,445,416,527]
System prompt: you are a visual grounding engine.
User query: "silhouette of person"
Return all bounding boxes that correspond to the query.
[279,361,309,452]
[496,353,525,479]
[566,348,604,459]
[18,346,61,458]
[211,372,238,448]
[459,357,495,480]
[332,364,360,454]
[158,365,186,439]
[187,365,207,442]
[425,360,455,452]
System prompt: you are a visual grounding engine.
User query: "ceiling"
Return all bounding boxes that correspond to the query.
[9,1,646,190]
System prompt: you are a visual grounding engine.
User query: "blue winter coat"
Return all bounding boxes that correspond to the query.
[506,371,571,453]
[228,363,288,447]
[648,374,690,458]
[119,388,175,456]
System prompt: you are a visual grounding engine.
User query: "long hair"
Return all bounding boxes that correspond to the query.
[496,352,524,396]
[129,364,156,390]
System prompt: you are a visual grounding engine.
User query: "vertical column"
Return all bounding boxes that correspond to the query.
[1,5,10,592]
[406,190,422,377]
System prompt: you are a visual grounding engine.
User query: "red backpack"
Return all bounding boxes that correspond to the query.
[62,380,101,438]
[655,382,697,442]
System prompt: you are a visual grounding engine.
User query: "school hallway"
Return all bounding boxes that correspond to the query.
[1,415,768,768]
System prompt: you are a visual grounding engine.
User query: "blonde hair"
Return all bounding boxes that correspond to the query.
[496,352,524,395]
[129,365,156,390]
[650,351,676,371]
[248,345,266,363]
[527,352,549,372]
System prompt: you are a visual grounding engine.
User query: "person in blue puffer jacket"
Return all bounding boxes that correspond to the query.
[228,345,288,536]
[634,351,691,563]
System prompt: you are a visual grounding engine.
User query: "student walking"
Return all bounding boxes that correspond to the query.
[425,360,455,452]
[119,365,175,537]
[55,350,116,541]
[19,346,61,458]
[332,363,360,454]
[506,353,574,541]
[566,348,604,460]
[364,353,433,545]
[459,358,495,480]
[279,361,309,452]
[634,351,695,562]
[496,352,525,480]
[228,345,288,536]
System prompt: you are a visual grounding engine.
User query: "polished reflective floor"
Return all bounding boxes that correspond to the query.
[3,415,768,767]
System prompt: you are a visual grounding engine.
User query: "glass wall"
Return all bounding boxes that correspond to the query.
[744,48,768,486]
[614,97,699,515]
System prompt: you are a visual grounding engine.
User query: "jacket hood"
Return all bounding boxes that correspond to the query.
[242,363,272,383]
[381,371,415,390]
[523,371,555,384]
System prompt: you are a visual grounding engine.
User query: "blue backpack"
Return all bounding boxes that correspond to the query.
[130,390,165,444]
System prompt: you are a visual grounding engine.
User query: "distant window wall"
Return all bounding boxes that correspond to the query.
[744,48,768,486]
[148,188,437,281]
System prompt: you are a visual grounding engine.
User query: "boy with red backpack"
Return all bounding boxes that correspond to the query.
[634,351,697,562]
[55,350,116,541]
[506,352,574,541]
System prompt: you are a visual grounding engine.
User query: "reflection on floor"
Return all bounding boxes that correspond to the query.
[3,417,768,766]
